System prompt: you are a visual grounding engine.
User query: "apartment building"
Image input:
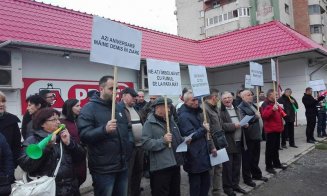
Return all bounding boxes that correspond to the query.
[175,0,327,46]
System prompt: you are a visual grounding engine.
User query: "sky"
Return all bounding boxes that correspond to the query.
[35,0,178,35]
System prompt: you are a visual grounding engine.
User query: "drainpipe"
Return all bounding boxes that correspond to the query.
[0,40,12,48]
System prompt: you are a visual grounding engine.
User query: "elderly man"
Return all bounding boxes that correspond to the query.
[203,88,224,196]
[135,91,147,111]
[118,87,144,196]
[219,92,246,196]
[278,88,299,148]
[178,91,216,196]
[142,97,184,196]
[261,89,287,174]
[238,90,267,187]
[78,76,131,196]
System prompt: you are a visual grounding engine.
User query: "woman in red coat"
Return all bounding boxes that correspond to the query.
[61,99,87,187]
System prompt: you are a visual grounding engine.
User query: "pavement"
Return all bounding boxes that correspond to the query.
[80,125,325,196]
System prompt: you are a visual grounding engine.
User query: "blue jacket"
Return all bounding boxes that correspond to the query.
[178,104,211,174]
[0,132,14,182]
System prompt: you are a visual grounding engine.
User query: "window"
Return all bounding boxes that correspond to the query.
[310,25,323,34]
[233,9,238,18]
[285,4,290,14]
[224,13,228,20]
[239,8,243,16]
[214,16,218,24]
[200,26,205,34]
[209,18,214,25]
[309,5,321,15]
[228,11,233,19]
[200,10,204,18]
[219,15,223,22]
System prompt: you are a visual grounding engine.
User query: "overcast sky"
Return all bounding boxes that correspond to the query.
[35,0,178,35]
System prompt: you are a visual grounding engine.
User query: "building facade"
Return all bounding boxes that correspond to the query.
[176,0,327,46]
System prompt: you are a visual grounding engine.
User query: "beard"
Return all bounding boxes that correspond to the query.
[102,93,112,102]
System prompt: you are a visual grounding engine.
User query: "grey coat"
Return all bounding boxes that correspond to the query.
[142,113,184,172]
[238,101,262,141]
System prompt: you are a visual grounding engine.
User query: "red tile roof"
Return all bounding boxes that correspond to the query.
[1,0,326,67]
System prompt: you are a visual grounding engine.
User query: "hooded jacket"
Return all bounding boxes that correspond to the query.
[260,99,284,133]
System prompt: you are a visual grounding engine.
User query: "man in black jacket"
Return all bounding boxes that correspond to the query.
[78,76,132,196]
[302,87,325,143]
[278,88,298,148]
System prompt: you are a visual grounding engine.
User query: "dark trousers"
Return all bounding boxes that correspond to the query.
[222,151,241,193]
[128,146,144,196]
[150,166,181,196]
[317,112,327,135]
[282,122,295,146]
[188,171,211,196]
[305,114,316,141]
[265,132,282,169]
[91,170,128,196]
[242,140,262,183]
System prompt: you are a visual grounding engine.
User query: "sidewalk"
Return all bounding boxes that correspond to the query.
[81,125,324,196]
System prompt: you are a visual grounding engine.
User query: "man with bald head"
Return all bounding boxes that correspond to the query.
[238,90,267,187]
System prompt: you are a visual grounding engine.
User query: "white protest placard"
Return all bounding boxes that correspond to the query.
[188,65,210,97]
[147,59,182,95]
[90,16,142,70]
[271,59,277,81]
[245,75,254,89]
[309,80,326,91]
[250,62,264,86]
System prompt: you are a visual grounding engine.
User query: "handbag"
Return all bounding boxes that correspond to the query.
[211,129,228,149]
[11,142,63,196]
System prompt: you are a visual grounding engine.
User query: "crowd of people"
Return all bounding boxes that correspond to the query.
[0,75,326,196]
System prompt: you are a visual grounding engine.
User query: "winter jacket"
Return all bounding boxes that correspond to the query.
[0,112,21,167]
[278,94,298,122]
[60,118,87,186]
[219,104,243,154]
[18,129,85,195]
[77,92,132,175]
[0,132,14,181]
[260,99,284,133]
[21,111,32,140]
[142,113,184,172]
[177,104,211,174]
[302,93,325,117]
[135,101,147,111]
[238,101,262,140]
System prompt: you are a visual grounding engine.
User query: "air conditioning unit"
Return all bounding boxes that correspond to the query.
[138,59,148,91]
[0,50,23,89]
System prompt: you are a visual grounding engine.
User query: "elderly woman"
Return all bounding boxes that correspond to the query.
[0,132,14,196]
[18,108,86,196]
[0,91,21,167]
[61,99,86,187]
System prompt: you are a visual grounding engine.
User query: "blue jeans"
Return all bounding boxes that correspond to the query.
[91,170,128,196]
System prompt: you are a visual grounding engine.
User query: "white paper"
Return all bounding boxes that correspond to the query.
[309,80,326,91]
[90,16,142,70]
[271,59,277,81]
[147,58,182,96]
[245,75,254,89]
[188,65,210,97]
[210,148,229,166]
[250,62,264,86]
[176,133,195,153]
[239,115,254,126]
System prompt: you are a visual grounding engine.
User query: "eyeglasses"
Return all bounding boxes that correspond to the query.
[46,94,56,99]
[46,118,60,122]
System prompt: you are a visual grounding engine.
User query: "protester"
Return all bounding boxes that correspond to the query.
[233,89,243,106]
[18,108,85,196]
[277,88,299,148]
[135,91,147,111]
[142,97,184,196]
[203,89,224,196]
[238,90,267,187]
[39,89,56,107]
[317,94,327,138]
[77,76,132,196]
[220,92,246,196]
[178,91,216,196]
[0,132,14,196]
[302,87,325,143]
[261,89,287,174]
[139,95,159,123]
[61,99,87,188]
[175,87,192,113]
[22,94,48,139]
[118,87,144,196]
[0,91,21,167]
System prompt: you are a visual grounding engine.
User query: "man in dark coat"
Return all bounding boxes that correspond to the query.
[178,91,216,196]
[277,88,298,148]
[134,91,147,111]
[78,76,132,196]
[0,132,14,196]
[302,87,325,143]
[238,90,267,188]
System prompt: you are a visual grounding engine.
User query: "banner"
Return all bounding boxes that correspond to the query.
[90,16,142,70]
[271,59,276,81]
[188,65,210,97]
[147,59,181,96]
[245,75,254,89]
[21,78,133,114]
[250,62,264,86]
[309,79,326,91]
